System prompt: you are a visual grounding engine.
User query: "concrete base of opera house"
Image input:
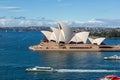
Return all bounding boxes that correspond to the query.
[29,42,120,52]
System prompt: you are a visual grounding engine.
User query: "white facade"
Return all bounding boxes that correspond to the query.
[50,27,60,42]
[69,32,89,43]
[41,22,105,45]
[41,31,52,41]
[58,22,73,43]
[89,37,105,45]
[76,32,89,43]
[88,38,94,44]
[69,33,83,43]
[41,31,57,42]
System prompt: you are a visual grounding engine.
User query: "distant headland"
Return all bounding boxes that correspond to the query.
[0,25,120,38]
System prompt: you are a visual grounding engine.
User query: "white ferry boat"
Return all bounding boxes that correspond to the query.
[26,66,54,72]
[104,55,120,60]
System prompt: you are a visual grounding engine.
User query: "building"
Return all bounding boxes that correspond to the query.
[29,22,120,52]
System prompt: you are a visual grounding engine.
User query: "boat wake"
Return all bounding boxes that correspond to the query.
[55,69,120,73]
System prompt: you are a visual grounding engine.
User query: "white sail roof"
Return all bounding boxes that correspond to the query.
[93,38,105,45]
[41,22,105,45]
[88,38,94,44]
[89,37,105,45]
[59,30,65,42]
[41,31,52,41]
[58,22,73,43]
[76,32,89,43]
[49,32,56,41]
[41,31,57,42]
[69,33,83,43]
[69,32,89,43]
[50,27,60,42]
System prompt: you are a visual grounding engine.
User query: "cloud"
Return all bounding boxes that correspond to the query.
[0,6,20,10]
[87,19,120,27]
[88,19,104,23]
[13,16,26,20]
[10,9,24,12]
[0,5,23,12]
[0,18,120,27]
[0,16,6,19]
[64,19,120,27]
[0,19,12,26]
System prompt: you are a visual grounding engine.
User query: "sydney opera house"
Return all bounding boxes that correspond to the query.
[29,22,120,52]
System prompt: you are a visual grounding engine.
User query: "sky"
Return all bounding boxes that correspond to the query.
[0,0,120,27]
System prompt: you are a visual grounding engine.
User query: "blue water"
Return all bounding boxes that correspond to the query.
[0,31,120,80]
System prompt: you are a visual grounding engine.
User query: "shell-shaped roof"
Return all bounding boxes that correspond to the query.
[41,22,105,45]
[58,22,73,43]
[89,37,105,45]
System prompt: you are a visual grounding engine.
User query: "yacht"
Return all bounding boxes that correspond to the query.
[104,55,120,60]
[99,75,120,80]
[26,66,54,72]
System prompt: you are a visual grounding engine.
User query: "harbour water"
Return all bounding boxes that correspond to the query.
[0,31,120,80]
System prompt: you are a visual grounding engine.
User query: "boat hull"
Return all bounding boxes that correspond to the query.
[25,66,55,72]
[104,55,120,60]
[26,69,54,72]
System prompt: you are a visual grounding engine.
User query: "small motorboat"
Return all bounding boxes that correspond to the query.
[26,66,54,72]
[104,55,120,60]
[99,75,120,80]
